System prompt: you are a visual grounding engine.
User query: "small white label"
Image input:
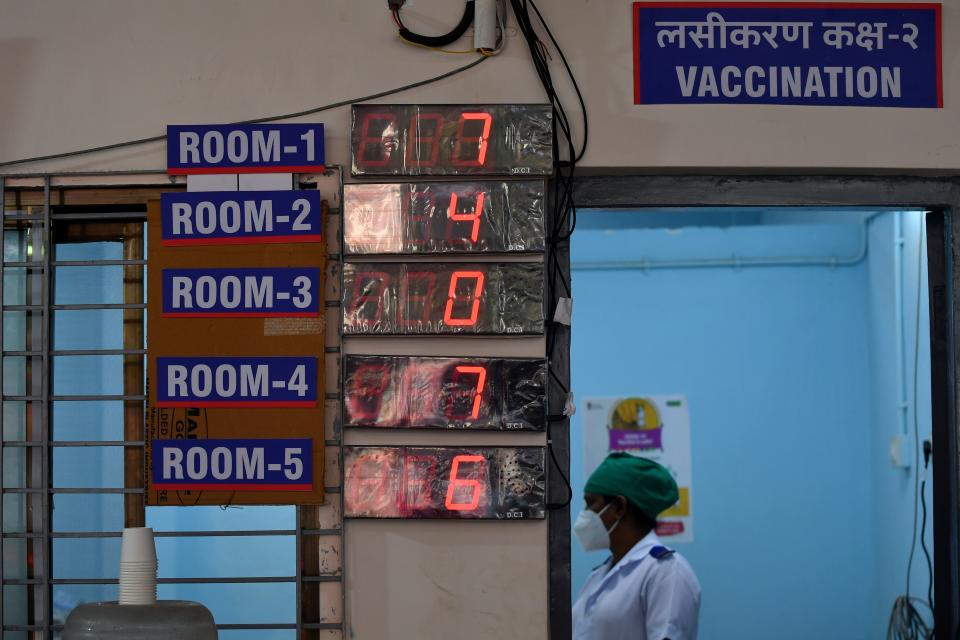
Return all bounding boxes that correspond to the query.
[553,297,573,326]
[564,392,576,417]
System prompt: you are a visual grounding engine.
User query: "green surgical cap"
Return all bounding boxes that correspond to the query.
[584,453,679,521]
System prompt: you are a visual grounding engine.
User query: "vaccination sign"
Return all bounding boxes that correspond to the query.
[633,2,942,107]
[583,396,694,543]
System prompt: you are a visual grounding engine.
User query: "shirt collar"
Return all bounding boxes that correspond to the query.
[583,530,664,612]
[597,529,662,578]
[620,529,662,565]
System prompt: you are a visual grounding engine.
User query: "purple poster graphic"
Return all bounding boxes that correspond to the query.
[609,428,663,451]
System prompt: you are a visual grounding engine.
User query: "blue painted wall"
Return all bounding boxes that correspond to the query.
[569,211,932,638]
[865,213,934,638]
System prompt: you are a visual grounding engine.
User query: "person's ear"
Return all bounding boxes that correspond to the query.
[613,496,629,520]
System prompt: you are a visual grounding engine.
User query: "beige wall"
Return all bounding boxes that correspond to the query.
[1,0,956,174]
[3,1,952,637]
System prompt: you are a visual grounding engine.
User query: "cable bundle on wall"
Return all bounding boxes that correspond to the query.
[390,0,506,55]
[387,0,588,509]
[508,0,587,509]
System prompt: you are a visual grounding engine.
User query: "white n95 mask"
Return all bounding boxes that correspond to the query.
[573,503,620,552]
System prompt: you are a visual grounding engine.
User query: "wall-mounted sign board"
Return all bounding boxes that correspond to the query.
[160,191,322,246]
[350,104,553,176]
[343,355,547,430]
[167,123,325,174]
[342,262,544,335]
[156,356,318,406]
[343,181,545,255]
[144,200,326,506]
[344,446,546,519]
[161,268,321,317]
[151,438,313,492]
[634,2,942,107]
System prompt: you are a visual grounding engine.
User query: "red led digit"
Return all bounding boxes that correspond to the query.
[453,366,487,420]
[396,360,443,425]
[451,112,493,167]
[398,271,438,327]
[356,113,398,168]
[443,271,484,327]
[350,271,389,324]
[406,112,444,168]
[444,454,486,511]
[345,452,396,516]
[446,191,485,244]
[346,363,391,423]
[405,188,436,248]
[402,454,438,513]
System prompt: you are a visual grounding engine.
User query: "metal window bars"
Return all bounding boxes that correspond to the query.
[1,172,345,639]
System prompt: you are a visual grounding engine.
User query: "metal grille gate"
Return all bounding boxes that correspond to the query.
[1,172,345,639]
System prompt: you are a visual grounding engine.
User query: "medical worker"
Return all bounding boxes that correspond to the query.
[572,453,701,640]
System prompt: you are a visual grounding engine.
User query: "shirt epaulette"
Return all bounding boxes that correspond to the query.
[649,545,675,560]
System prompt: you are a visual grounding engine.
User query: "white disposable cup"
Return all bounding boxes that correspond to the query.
[119,570,157,579]
[118,594,156,605]
[118,586,157,605]
[120,528,156,563]
[118,527,158,605]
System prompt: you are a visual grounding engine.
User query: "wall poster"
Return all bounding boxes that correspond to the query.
[583,395,694,543]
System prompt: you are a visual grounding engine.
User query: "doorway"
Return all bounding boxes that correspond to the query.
[563,175,960,639]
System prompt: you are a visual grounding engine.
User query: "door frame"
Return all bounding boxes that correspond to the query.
[553,174,960,638]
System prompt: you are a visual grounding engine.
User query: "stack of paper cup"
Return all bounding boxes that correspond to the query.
[118,527,157,606]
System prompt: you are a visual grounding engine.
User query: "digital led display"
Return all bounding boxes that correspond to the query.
[342,262,543,335]
[343,181,545,255]
[344,446,546,519]
[343,355,546,430]
[350,104,553,176]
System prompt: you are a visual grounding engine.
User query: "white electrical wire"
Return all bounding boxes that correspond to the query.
[888,214,933,640]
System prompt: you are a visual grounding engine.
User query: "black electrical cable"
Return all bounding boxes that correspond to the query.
[920,478,934,614]
[889,216,934,640]
[546,420,574,510]
[914,222,934,619]
[0,55,489,170]
[395,1,475,48]
[508,0,586,512]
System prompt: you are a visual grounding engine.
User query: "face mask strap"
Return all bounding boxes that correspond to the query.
[597,500,624,535]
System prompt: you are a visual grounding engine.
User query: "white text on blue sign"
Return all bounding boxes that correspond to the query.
[167,124,325,174]
[634,3,941,107]
[160,191,322,245]
[157,356,318,407]
[162,268,320,317]
[152,438,312,491]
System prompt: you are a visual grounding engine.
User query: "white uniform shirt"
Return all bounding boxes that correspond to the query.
[572,531,701,640]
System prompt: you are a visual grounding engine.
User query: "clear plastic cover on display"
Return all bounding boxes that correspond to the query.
[350,104,553,176]
[343,355,547,430]
[343,446,546,519]
[343,181,546,255]
[341,262,544,335]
